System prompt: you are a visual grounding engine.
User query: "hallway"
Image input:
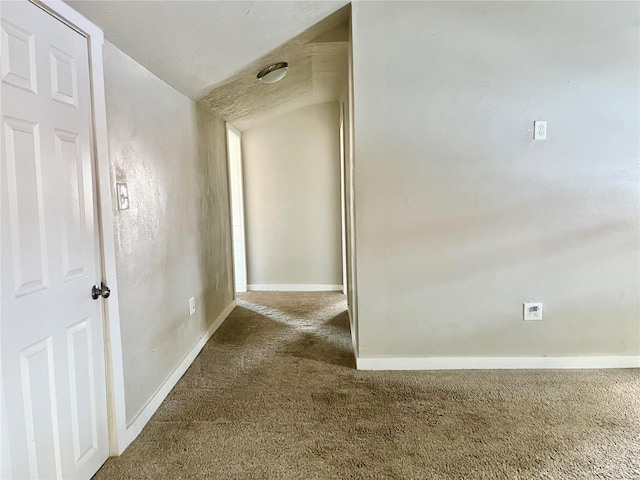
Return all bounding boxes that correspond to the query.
[93,293,640,480]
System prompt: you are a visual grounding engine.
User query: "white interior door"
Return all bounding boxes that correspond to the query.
[1,1,109,478]
[226,125,247,293]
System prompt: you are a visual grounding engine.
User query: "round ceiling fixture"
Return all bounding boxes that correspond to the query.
[257,62,288,84]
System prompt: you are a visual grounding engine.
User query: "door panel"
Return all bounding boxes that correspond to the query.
[66,318,98,466]
[55,128,87,282]
[4,117,47,296]
[49,45,78,107]
[1,18,38,94]
[1,2,109,478]
[19,337,62,478]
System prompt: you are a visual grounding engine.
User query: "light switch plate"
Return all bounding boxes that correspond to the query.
[189,297,196,316]
[524,302,543,321]
[533,121,547,140]
[116,183,129,210]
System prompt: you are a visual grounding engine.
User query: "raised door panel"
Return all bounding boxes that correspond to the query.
[19,337,62,479]
[49,45,78,107]
[66,318,98,467]
[55,129,87,282]
[3,116,48,297]
[1,19,37,94]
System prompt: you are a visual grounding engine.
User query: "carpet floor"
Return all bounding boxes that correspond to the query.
[93,292,640,480]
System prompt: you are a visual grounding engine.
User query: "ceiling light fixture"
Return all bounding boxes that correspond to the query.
[257,62,288,84]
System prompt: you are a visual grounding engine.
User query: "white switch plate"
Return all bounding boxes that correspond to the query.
[523,302,543,321]
[533,121,547,140]
[189,297,196,316]
[116,183,129,210]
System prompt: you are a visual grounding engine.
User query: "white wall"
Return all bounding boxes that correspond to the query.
[103,42,234,424]
[242,102,343,289]
[352,2,640,358]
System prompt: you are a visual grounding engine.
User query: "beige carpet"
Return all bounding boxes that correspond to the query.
[94,292,640,480]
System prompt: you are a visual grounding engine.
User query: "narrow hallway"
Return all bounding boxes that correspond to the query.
[93,293,639,480]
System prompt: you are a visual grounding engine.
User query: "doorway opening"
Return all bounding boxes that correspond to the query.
[237,102,345,294]
[216,5,357,357]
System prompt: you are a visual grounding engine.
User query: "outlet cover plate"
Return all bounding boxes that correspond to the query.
[524,302,543,321]
[189,297,196,316]
[116,183,130,210]
[533,121,547,140]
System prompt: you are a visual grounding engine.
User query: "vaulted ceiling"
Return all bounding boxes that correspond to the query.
[201,6,349,130]
[69,0,350,129]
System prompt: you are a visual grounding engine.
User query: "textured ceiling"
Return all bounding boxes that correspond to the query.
[201,6,349,130]
[67,0,348,99]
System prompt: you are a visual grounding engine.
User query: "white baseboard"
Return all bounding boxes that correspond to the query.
[124,300,236,447]
[356,355,640,371]
[247,284,343,292]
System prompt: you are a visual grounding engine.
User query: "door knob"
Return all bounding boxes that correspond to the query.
[91,282,111,300]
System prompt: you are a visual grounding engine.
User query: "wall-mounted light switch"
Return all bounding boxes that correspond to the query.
[189,297,196,316]
[116,183,129,210]
[533,121,547,140]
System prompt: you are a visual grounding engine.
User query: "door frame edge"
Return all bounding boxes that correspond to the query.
[30,0,129,456]
[224,123,237,299]
[225,122,248,296]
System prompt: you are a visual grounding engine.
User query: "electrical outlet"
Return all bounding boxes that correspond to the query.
[533,121,547,140]
[189,297,196,316]
[116,183,130,210]
[523,302,543,321]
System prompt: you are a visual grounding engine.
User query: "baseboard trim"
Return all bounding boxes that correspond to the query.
[356,355,640,371]
[247,284,343,292]
[124,300,236,448]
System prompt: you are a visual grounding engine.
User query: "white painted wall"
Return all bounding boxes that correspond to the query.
[351,2,640,358]
[242,102,343,289]
[103,42,234,424]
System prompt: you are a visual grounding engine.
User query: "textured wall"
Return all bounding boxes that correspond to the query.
[103,42,233,424]
[242,102,343,288]
[352,2,640,358]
